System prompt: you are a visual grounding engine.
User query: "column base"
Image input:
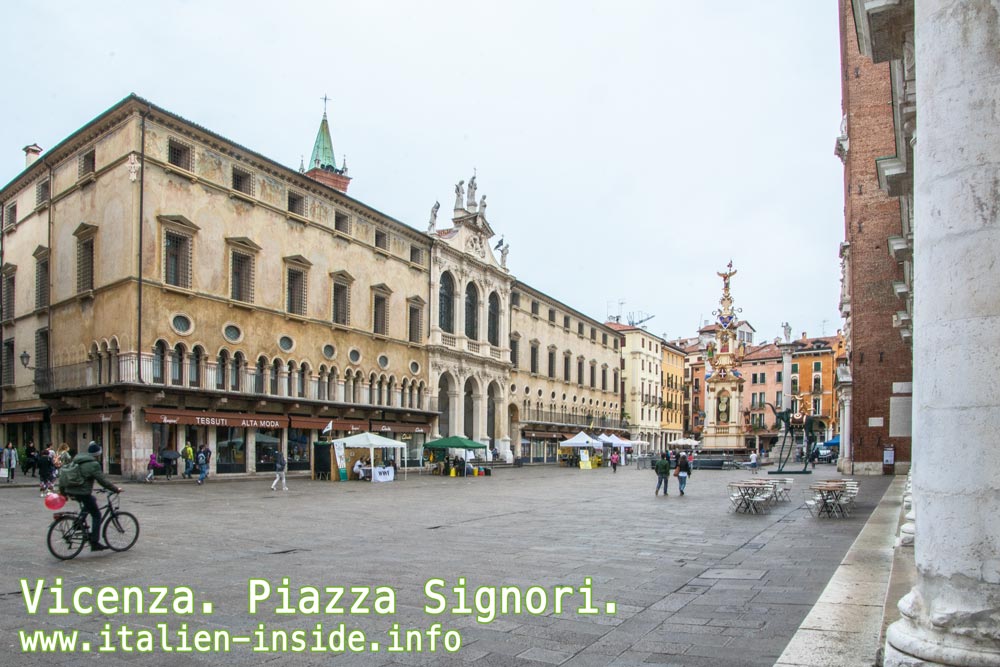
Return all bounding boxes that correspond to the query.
[884,602,1000,667]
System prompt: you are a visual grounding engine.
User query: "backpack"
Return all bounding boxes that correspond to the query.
[197,451,207,466]
[57,459,85,491]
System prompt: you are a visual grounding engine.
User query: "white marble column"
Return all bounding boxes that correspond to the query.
[884,3,1000,664]
[838,392,852,474]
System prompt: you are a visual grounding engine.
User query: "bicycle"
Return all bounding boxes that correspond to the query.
[46,490,139,560]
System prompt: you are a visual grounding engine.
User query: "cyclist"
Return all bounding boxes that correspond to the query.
[58,442,122,552]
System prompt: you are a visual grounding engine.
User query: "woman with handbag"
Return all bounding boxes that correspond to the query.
[675,452,691,496]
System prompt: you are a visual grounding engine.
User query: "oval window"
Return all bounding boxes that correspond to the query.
[378,355,389,369]
[409,361,420,375]
[279,336,294,352]
[172,315,192,334]
[224,325,242,342]
[348,349,361,364]
[323,344,336,359]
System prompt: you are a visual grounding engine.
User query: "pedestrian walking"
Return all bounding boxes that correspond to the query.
[197,445,210,485]
[271,449,288,491]
[749,451,758,474]
[675,451,691,496]
[654,452,671,496]
[181,441,195,479]
[610,450,620,473]
[23,443,38,477]
[37,445,56,496]
[56,443,72,469]
[2,442,17,483]
[145,452,164,482]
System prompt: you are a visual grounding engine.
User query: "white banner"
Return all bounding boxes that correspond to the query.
[372,466,395,483]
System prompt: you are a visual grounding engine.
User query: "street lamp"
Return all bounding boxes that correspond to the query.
[19,351,34,370]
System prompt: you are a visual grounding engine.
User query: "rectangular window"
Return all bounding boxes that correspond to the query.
[408,305,422,343]
[168,139,193,171]
[230,251,254,303]
[2,339,13,386]
[35,259,49,309]
[590,327,596,340]
[577,360,584,385]
[813,398,822,415]
[776,391,783,407]
[332,282,350,325]
[1,274,14,321]
[530,345,539,374]
[374,229,389,250]
[531,301,539,316]
[232,166,253,195]
[373,294,388,335]
[510,292,520,307]
[36,180,50,206]
[79,149,96,178]
[287,191,305,216]
[334,212,351,234]
[563,315,570,329]
[602,333,608,346]
[548,308,555,323]
[813,361,822,372]
[614,338,619,350]
[510,339,519,367]
[547,349,556,378]
[35,329,49,371]
[776,371,783,382]
[286,268,306,315]
[791,363,799,374]
[590,365,596,388]
[164,232,191,288]
[577,322,584,336]
[3,202,15,230]
[77,238,94,292]
[409,246,423,265]
[601,368,607,391]
[564,356,571,382]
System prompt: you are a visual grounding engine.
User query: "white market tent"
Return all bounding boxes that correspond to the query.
[561,431,602,448]
[673,438,702,449]
[607,434,632,448]
[597,433,615,444]
[333,431,409,480]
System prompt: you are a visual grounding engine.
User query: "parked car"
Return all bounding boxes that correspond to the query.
[816,447,838,463]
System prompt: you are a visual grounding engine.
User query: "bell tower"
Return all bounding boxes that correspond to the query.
[303,95,351,193]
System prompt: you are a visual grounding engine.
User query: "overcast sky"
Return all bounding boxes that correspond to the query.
[2,1,846,345]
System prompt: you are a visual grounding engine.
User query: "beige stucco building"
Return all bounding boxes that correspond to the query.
[509,284,625,462]
[660,341,684,444]
[608,322,663,454]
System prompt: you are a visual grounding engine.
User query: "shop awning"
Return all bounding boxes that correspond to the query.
[0,411,45,423]
[51,408,125,424]
[289,417,367,431]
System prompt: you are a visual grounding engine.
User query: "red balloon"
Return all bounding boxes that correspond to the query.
[44,493,67,510]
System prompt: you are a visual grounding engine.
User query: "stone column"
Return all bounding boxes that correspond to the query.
[839,391,852,474]
[884,3,1000,664]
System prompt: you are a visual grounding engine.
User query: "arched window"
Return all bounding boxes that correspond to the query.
[298,363,308,398]
[271,359,282,395]
[152,341,167,384]
[189,346,203,388]
[287,361,296,397]
[465,282,479,340]
[171,344,185,386]
[231,352,245,391]
[487,292,500,345]
[438,272,455,333]
[216,350,229,389]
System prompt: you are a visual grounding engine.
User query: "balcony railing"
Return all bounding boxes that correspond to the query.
[33,353,427,411]
[518,408,626,431]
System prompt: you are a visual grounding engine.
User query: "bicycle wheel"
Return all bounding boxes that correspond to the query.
[47,516,86,560]
[102,511,139,552]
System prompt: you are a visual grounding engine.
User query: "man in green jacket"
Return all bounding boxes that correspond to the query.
[654,452,672,496]
[58,442,122,551]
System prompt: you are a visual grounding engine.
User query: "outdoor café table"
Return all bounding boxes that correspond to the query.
[731,480,773,514]
[809,482,849,517]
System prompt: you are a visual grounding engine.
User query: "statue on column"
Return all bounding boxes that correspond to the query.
[454,181,465,210]
[427,201,440,233]
[479,195,487,217]
[783,322,792,342]
[467,174,477,209]
[500,243,510,269]
[717,261,737,292]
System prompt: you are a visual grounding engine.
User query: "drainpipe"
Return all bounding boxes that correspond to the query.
[137,109,149,383]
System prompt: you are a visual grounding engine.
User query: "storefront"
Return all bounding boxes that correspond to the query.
[144,408,288,475]
[51,408,124,473]
[1,410,49,456]
[522,431,561,463]
[371,421,428,468]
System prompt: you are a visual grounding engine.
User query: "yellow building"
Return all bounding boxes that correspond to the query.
[661,342,685,444]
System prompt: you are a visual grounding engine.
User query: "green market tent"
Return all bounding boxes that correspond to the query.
[423,435,487,450]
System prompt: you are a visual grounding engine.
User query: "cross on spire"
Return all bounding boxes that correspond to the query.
[321,94,330,115]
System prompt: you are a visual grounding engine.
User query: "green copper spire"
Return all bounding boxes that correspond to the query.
[309,111,338,172]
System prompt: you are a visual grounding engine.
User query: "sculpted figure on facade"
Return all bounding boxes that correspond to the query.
[500,243,510,268]
[479,195,487,217]
[467,174,477,209]
[454,180,465,210]
[428,201,440,232]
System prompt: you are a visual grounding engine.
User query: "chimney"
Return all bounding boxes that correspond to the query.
[801,331,808,340]
[23,144,43,167]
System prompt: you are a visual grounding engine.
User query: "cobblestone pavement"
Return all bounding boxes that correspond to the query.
[0,463,890,666]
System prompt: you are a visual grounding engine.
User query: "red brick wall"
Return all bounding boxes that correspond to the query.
[839,0,912,466]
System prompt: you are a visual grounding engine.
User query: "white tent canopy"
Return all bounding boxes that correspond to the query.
[597,433,615,444]
[561,431,602,448]
[608,434,633,447]
[673,438,701,448]
[333,431,409,480]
